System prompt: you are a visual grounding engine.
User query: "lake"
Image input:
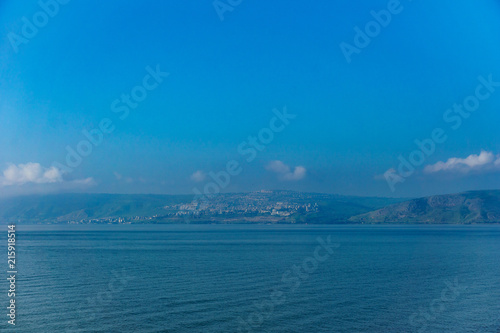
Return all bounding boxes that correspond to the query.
[1,224,499,332]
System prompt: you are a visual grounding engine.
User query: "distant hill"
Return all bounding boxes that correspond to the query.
[0,193,191,224]
[3,190,499,224]
[349,190,500,224]
[0,191,404,224]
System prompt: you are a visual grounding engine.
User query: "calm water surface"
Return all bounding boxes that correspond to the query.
[1,224,499,332]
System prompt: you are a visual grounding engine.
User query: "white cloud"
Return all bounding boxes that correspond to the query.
[70,177,96,186]
[266,160,306,181]
[424,150,500,174]
[190,170,206,182]
[1,162,63,185]
[114,172,145,184]
[0,162,95,188]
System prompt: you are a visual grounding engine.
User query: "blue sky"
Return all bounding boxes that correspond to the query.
[1,0,500,198]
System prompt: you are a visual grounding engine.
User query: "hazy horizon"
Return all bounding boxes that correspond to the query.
[4,187,500,201]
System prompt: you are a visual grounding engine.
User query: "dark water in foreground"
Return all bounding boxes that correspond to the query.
[0,224,499,332]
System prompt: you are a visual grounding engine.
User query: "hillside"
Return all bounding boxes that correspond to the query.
[4,190,499,224]
[349,190,500,224]
[0,193,191,224]
[0,191,403,224]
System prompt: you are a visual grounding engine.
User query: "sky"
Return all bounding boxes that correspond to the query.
[1,0,500,198]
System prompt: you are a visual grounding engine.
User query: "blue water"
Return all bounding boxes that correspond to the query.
[1,225,499,332]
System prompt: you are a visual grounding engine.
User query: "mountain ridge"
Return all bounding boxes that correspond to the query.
[0,191,403,224]
[1,190,499,224]
[349,190,500,224]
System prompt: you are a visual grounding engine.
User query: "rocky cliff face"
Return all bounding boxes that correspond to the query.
[349,190,500,224]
